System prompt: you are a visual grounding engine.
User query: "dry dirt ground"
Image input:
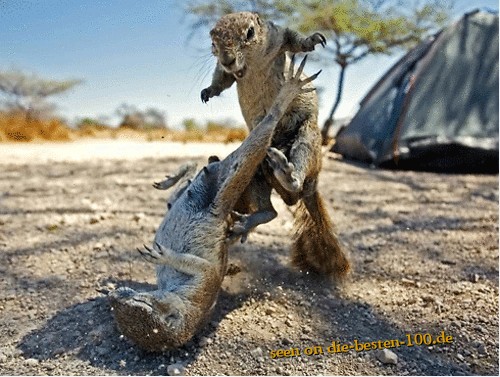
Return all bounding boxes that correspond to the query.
[0,140,498,376]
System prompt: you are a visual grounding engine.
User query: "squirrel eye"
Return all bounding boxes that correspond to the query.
[246,26,255,40]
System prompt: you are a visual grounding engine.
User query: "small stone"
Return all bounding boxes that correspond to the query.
[457,353,465,362]
[285,319,293,327]
[167,363,185,376]
[476,342,488,355]
[250,347,263,359]
[282,337,294,346]
[133,213,145,222]
[469,273,480,283]
[376,349,398,365]
[474,324,486,334]
[302,325,312,334]
[106,282,117,290]
[24,358,39,367]
[401,278,416,286]
[0,353,7,363]
[89,217,100,225]
[119,359,126,367]
[265,307,276,315]
[422,295,435,303]
[199,336,212,347]
[440,259,456,265]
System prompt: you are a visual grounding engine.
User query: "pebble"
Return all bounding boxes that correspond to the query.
[476,342,488,355]
[133,213,145,222]
[89,217,100,225]
[265,307,276,315]
[250,347,263,359]
[401,278,416,286]
[282,337,293,346]
[0,353,7,363]
[198,336,212,347]
[24,358,39,367]
[167,363,185,376]
[376,349,398,365]
[469,273,480,283]
[421,295,435,303]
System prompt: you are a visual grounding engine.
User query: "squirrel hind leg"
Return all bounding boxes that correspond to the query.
[266,147,303,193]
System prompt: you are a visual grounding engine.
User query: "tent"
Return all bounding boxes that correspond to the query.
[332,10,499,173]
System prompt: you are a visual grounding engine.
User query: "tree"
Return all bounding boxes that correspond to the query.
[0,69,82,120]
[182,0,453,143]
[295,0,452,143]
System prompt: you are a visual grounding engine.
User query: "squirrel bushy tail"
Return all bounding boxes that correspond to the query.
[291,189,350,280]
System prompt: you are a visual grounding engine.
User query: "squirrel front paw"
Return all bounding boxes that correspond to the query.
[227,211,252,243]
[201,87,213,103]
[303,32,327,51]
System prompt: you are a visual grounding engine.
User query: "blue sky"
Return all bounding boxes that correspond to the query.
[0,0,497,128]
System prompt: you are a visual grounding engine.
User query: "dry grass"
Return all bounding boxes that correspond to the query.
[0,112,71,142]
[0,112,248,143]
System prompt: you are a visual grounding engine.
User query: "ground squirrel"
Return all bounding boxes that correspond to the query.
[201,12,350,279]
[109,56,320,351]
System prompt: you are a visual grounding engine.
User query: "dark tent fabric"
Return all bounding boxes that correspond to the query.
[332,10,499,173]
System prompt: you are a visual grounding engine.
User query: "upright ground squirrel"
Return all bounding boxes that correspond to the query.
[109,56,320,351]
[201,12,350,279]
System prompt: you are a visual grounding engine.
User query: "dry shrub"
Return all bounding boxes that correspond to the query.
[0,112,71,142]
[0,111,248,144]
[222,128,248,143]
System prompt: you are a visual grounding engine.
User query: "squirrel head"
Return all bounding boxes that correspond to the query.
[210,12,265,79]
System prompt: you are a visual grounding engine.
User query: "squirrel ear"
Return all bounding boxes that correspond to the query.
[253,12,262,26]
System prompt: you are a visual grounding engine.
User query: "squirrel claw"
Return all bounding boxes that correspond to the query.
[227,211,251,243]
[306,32,327,51]
[201,88,210,103]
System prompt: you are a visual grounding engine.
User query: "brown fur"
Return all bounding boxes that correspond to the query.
[202,12,350,279]
[109,56,319,351]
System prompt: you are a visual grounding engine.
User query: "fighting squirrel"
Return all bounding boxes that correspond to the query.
[201,12,350,278]
[109,56,320,351]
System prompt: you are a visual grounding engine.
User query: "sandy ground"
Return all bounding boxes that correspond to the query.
[0,140,498,376]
